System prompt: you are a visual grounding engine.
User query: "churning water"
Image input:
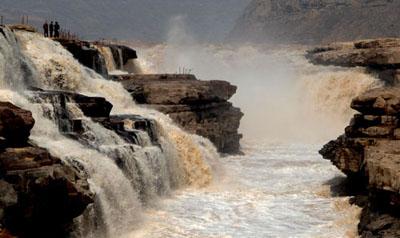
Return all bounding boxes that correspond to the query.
[0,25,381,237]
[125,36,381,237]
[128,142,361,238]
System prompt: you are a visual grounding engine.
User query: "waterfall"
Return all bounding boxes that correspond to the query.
[0,27,218,237]
[15,30,217,188]
[96,45,117,72]
[0,27,143,237]
[124,59,144,74]
[117,48,124,70]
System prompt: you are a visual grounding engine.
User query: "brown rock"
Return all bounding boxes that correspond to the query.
[113,74,243,154]
[307,39,400,69]
[0,102,34,146]
[0,146,93,237]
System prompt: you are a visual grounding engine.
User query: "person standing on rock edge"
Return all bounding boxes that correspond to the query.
[49,21,54,38]
[54,22,60,38]
[43,21,49,37]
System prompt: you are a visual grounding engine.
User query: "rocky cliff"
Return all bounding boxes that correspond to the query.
[0,102,93,238]
[230,0,400,44]
[57,39,243,155]
[306,38,400,85]
[308,39,400,237]
[111,74,243,154]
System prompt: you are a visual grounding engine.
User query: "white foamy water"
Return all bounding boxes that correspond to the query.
[128,141,360,238]
[0,23,377,237]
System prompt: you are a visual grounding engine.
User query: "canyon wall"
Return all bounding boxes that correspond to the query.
[308,39,400,237]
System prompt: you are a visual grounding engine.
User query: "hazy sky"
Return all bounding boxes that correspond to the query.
[0,0,251,42]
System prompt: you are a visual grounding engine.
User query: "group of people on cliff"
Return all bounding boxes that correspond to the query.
[43,21,60,38]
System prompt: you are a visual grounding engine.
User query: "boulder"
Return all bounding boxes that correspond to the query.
[0,102,93,237]
[0,102,35,146]
[0,146,93,237]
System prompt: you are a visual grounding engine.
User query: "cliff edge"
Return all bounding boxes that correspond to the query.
[308,39,400,237]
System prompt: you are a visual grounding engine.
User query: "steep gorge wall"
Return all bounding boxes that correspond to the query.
[308,39,400,237]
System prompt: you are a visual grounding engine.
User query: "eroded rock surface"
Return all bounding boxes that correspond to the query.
[319,86,400,237]
[306,38,400,85]
[0,101,93,238]
[112,74,243,154]
[0,102,34,147]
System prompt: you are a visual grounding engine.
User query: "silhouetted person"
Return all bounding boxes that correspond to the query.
[43,21,49,37]
[49,21,54,38]
[54,22,60,38]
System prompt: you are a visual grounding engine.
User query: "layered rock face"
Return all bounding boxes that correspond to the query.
[306,38,400,85]
[230,0,400,44]
[320,88,400,237]
[58,39,243,154]
[0,102,93,238]
[309,39,400,237]
[112,74,243,154]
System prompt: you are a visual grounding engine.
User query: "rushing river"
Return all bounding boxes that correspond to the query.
[0,23,381,237]
[123,25,380,236]
[128,141,360,238]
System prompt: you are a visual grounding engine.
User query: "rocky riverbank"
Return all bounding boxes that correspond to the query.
[308,39,400,237]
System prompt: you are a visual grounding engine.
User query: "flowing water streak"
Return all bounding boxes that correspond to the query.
[96,45,117,72]
[16,30,216,188]
[0,27,142,237]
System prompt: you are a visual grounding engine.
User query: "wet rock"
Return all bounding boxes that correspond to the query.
[0,102,35,146]
[96,115,159,146]
[0,146,93,237]
[56,39,108,77]
[30,89,159,148]
[30,90,113,118]
[112,74,243,154]
[0,102,93,237]
[108,44,137,68]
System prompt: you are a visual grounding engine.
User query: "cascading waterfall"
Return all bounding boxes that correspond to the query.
[96,45,117,72]
[96,44,144,75]
[15,30,216,188]
[0,27,218,237]
[0,27,143,237]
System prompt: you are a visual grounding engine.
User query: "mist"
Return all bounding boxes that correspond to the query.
[134,16,380,143]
